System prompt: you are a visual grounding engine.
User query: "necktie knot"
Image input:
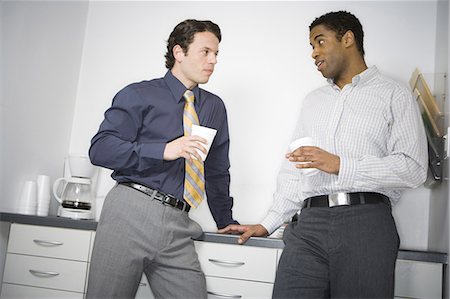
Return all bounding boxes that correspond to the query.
[183,90,195,103]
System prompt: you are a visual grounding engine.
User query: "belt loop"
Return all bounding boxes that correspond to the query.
[302,199,309,209]
[359,193,365,204]
[150,189,158,200]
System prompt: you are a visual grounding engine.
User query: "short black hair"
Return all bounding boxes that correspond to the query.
[165,19,221,69]
[310,11,365,56]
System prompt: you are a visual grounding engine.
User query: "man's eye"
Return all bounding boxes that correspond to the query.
[319,40,325,45]
[202,50,209,55]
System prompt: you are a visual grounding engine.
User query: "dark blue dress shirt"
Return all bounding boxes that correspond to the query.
[89,71,237,228]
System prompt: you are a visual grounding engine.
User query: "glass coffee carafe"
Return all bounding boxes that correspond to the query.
[53,177,95,219]
[53,154,97,220]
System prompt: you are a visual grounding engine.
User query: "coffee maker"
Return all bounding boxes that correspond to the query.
[53,154,97,220]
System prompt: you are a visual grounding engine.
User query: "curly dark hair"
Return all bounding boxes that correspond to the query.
[165,19,221,69]
[310,11,365,56]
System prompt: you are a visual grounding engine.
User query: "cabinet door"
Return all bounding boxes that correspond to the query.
[88,231,96,262]
[195,242,278,283]
[7,224,92,261]
[0,283,84,299]
[135,274,155,299]
[394,260,442,299]
[206,276,273,299]
[3,253,88,293]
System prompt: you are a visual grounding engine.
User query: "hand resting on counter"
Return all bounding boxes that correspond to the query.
[218,224,269,244]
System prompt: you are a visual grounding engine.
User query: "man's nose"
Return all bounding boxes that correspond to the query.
[208,53,217,64]
[311,48,319,59]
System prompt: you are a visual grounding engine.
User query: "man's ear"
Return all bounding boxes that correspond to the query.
[343,30,355,49]
[173,45,185,62]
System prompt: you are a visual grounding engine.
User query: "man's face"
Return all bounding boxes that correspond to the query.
[309,24,347,80]
[177,31,219,88]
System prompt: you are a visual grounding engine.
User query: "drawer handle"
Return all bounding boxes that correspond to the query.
[207,291,242,298]
[29,269,60,277]
[33,239,64,246]
[208,259,245,267]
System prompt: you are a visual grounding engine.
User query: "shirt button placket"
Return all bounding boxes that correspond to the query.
[326,89,345,193]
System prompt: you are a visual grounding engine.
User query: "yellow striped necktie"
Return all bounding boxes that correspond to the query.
[183,90,205,208]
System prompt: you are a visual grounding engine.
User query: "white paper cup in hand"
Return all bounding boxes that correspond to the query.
[288,137,320,176]
[191,125,217,161]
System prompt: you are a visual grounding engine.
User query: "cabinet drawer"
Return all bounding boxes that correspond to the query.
[3,253,88,293]
[135,274,155,299]
[7,223,92,261]
[206,276,273,299]
[195,242,278,283]
[0,283,84,299]
[394,260,443,299]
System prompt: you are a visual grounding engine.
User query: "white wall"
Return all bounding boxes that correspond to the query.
[0,1,89,213]
[0,0,89,288]
[445,1,450,297]
[0,0,4,210]
[428,0,449,252]
[69,0,442,245]
[391,1,448,254]
[0,0,5,293]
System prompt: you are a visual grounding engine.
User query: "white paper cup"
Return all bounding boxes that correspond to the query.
[36,206,50,217]
[18,181,37,215]
[191,125,217,161]
[36,175,51,216]
[37,175,51,202]
[288,137,320,176]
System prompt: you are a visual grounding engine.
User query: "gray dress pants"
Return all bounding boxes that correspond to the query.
[273,202,399,299]
[86,184,206,299]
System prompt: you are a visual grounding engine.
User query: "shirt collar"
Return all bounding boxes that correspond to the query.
[327,65,379,88]
[164,71,201,103]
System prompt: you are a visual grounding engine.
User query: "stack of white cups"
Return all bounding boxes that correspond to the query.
[16,175,51,216]
[17,181,37,215]
[36,175,51,216]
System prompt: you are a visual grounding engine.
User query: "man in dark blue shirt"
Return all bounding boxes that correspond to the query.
[86,19,238,299]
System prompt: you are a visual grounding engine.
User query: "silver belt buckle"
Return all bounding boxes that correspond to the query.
[328,193,351,207]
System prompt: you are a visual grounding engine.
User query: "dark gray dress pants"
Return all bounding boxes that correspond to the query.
[86,184,206,299]
[273,202,399,299]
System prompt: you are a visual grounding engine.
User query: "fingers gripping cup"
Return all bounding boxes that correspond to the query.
[191,125,217,161]
[288,137,320,176]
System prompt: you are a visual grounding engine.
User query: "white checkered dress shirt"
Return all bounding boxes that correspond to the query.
[261,66,428,234]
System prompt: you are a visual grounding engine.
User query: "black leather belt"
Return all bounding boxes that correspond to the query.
[302,192,390,209]
[120,182,191,213]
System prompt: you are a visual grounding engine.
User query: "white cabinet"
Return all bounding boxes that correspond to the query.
[195,241,279,299]
[206,276,274,299]
[193,241,445,299]
[0,222,445,299]
[4,254,87,293]
[0,284,84,299]
[0,223,154,299]
[6,224,92,261]
[135,274,154,299]
[395,260,443,299]
[0,223,93,298]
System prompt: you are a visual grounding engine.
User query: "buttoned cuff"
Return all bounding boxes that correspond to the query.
[336,157,356,189]
[260,212,285,235]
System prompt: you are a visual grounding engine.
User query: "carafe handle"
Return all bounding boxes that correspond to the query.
[52,177,66,204]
